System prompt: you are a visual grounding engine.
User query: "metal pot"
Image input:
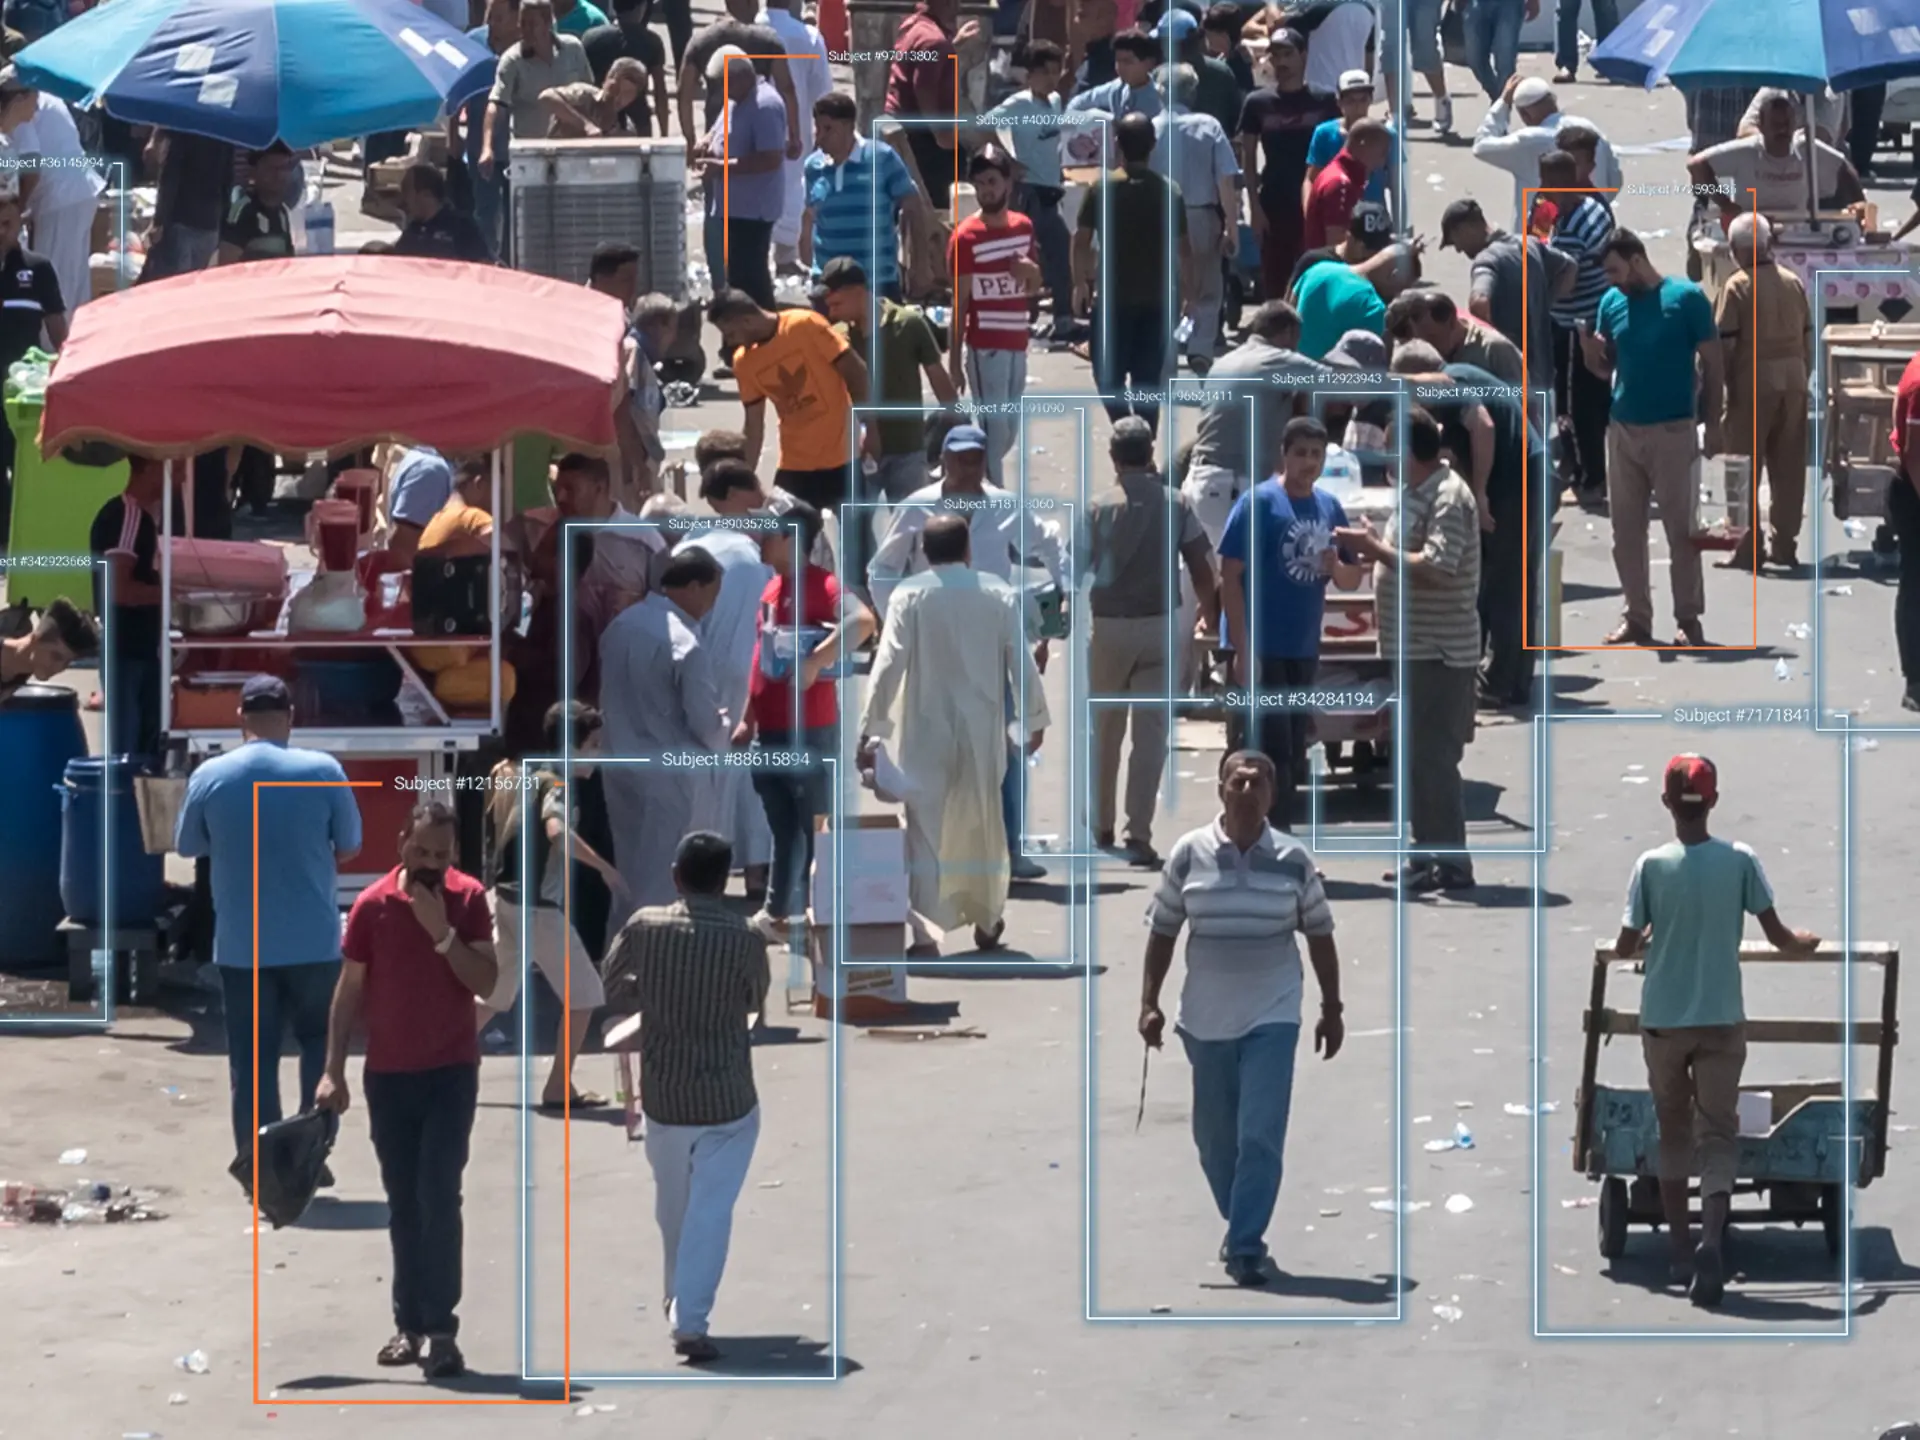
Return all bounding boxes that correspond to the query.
[171,590,259,635]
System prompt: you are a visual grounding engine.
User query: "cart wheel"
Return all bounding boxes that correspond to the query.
[1598,1177,1629,1259]
[1820,1184,1845,1259]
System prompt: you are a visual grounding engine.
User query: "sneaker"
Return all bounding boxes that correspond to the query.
[420,1334,465,1379]
[377,1331,423,1367]
[1009,855,1048,882]
[1224,1254,1268,1287]
[746,909,788,943]
[1433,94,1454,135]
[1553,67,1577,83]
[674,1332,721,1363]
[1120,840,1162,870]
[1904,688,1920,713]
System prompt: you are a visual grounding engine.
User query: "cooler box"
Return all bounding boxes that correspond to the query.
[4,395,128,610]
[808,814,910,926]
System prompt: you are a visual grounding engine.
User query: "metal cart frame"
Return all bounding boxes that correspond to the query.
[1574,940,1900,1260]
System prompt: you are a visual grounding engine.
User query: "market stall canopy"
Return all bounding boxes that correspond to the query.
[1589,0,1920,94]
[15,0,493,150]
[40,257,628,458]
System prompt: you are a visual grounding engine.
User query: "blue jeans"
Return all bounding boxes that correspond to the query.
[1180,1022,1301,1260]
[220,961,341,1159]
[751,725,836,919]
[1555,0,1619,71]
[1464,0,1526,100]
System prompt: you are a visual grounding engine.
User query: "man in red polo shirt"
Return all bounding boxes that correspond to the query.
[1302,117,1391,252]
[949,146,1040,486]
[883,0,980,208]
[317,801,498,1382]
[1889,352,1920,712]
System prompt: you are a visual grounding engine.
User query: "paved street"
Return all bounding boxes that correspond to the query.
[5,24,1920,1440]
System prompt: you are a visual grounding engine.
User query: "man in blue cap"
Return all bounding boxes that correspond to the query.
[174,675,364,1197]
[869,422,1067,883]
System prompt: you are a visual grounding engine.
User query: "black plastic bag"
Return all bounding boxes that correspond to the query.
[255,1110,337,1229]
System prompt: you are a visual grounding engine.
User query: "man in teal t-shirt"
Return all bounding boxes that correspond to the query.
[1614,753,1818,1309]
[1581,227,1725,648]
[1290,205,1408,359]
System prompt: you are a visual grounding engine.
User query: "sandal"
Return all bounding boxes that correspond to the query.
[539,1089,611,1112]
[377,1331,422,1366]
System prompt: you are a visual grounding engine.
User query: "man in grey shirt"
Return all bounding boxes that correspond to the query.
[1439,197,1574,400]
[1150,64,1242,373]
[480,0,592,177]
[1083,417,1217,867]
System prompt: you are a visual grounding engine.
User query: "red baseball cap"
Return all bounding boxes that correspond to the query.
[1664,753,1718,805]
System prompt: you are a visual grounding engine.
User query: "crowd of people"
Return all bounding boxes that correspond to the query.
[12,0,1920,1374]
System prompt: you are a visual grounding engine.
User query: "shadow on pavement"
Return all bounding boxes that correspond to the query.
[690,1334,853,1378]
[1197,1269,1411,1306]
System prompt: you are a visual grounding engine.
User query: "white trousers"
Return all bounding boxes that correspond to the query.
[645,1105,761,1339]
[484,895,606,1014]
[774,160,805,249]
[30,201,93,312]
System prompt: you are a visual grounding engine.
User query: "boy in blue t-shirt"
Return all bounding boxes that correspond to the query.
[1216,415,1364,828]
[1614,753,1819,1308]
[1304,70,1397,211]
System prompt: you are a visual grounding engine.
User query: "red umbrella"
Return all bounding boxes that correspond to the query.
[40,256,628,458]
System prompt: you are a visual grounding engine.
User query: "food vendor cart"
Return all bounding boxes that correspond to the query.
[1691,213,1920,327]
[38,256,628,898]
[1822,320,1916,560]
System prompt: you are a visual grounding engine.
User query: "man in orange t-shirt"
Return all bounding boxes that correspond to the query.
[706,287,870,514]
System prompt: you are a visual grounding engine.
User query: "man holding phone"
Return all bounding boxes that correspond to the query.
[318,802,498,1381]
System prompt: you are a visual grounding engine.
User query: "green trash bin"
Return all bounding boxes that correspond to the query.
[4,391,128,613]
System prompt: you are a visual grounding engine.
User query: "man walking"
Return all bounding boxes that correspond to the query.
[1472,75,1620,229]
[1139,748,1344,1287]
[1715,213,1811,571]
[949,146,1039,483]
[602,831,769,1363]
[1152,64,1241,373]
[698,51,787,308]
[317,801,497,1380]
[1216,415,1364,830]
[1336,406,1482,893]
[174,675,363,1194]
[1580,228,1724,647]
[1614,754,1819,1306]
[861,515,1049,951]
[1237,27,1337,306]
[1084,417,1217,868]
[1538,149,1613,503]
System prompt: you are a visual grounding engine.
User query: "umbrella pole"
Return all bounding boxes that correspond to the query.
[1802,89,1819,227]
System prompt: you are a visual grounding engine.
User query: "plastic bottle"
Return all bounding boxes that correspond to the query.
[302,197,335,256]
[1453,1120,1474,1150]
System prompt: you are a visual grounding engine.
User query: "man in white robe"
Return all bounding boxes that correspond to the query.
[600,548,730,912]
[858,515,1049,951]
[674,490,776,890]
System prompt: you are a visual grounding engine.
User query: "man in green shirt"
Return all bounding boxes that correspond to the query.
[819,257,958,583]
[1614,753,1819,1308]
[1073,112,1192,435]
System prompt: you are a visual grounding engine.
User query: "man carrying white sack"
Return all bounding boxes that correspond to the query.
[859,513,1048,954]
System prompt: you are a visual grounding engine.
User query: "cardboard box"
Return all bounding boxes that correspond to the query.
[808,814,911,926]
[807,918,909,1021]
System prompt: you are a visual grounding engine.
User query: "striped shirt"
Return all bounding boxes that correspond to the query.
[1548,195,1613,329]
[949,212,1034,351]
[1146,820,1334,1042]
[602,895,765,1126]
[1375,462,1482,668]
[804,138,917,288]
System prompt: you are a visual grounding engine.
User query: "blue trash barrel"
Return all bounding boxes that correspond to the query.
[59,755,166,931]
[0,684,87,964]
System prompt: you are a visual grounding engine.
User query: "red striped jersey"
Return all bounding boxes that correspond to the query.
[948,211,1035,352]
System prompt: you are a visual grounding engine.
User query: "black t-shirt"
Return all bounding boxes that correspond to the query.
[1424,362,1544,514]
[583,20,665,135]
[683,18,782,128]
[89,494,163,659]
[1238,84,1339,208]
[0,244,63,369]
[157,131,236,233]
[220,195,295,262]
[394,205,494,262]
[1222,46,1256,96]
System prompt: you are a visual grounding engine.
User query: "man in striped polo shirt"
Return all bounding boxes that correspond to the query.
[1336,404,1482,894]
[949,147,1040,485]
[1139,748,1345,1288]
[1538,147,1612,503]
[602,830,768,1364]
[802,90,936,302]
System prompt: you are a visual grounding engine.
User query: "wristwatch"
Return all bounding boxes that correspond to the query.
[435,928,457,955]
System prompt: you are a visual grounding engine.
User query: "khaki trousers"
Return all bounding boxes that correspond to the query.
[1607,419,1704,632]
[1726,362,1810,546]
[1642,1023,1747,1197]
[1090,613,1170,846]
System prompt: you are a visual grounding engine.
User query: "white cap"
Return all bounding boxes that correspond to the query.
[705,44,750,82]
[1512,77,1553,108]
[1337,69,1372,94]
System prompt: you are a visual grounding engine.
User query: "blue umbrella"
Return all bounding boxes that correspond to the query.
[14,0,495,150]
[1590,0,1920,94]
